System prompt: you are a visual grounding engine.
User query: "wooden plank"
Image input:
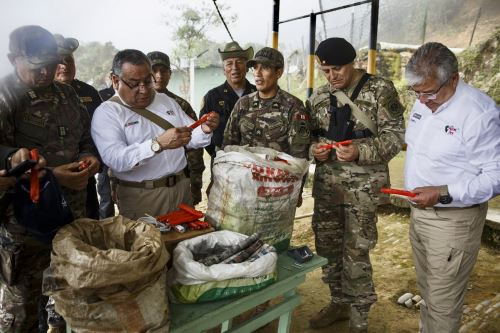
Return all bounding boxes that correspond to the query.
[224,295,301,333]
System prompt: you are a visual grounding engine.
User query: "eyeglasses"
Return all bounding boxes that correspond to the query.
[117,74,155,91]
[410,79,449,100]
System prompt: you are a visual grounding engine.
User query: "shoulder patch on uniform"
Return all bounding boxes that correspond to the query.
[382,90,404,117]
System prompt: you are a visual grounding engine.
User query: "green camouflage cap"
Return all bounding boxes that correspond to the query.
[9,25,59,69]
[247,47,284,69]
[147,51,170,69]
[54,34,79,56]
[218,41,254,61]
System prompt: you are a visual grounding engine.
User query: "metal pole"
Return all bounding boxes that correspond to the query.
[469,6,482,47]
[272,0,280,49]
[189,58,195,106]
[307,13,317,98]
[367,0,379,75]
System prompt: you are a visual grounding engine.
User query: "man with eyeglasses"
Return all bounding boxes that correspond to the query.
[307,38,405,333]
[91,49,219,220]
[222,47,311,205]
[404,42,499,333]
[0,25,99,332]
[147,51,205,206]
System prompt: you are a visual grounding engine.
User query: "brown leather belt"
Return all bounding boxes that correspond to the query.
[116,170,185,189]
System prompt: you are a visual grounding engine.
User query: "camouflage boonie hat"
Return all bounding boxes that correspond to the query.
[247,47,284,69]
[9,25,59,69]
[54,34,79,56]
[147,51,170,69]
[218,41,254,61]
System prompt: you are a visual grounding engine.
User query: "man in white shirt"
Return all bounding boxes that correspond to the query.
[404,42,500,333]
[91,49,219,219]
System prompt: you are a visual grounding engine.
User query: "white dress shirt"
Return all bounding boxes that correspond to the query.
[405,79,500,207]
[91,92,211,182]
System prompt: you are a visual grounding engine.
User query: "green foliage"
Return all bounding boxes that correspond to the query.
[74,41,119,89]
[458,27,500,104]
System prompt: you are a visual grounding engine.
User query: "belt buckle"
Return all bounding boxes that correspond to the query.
[166,175,176,187]
[144,180,155,189]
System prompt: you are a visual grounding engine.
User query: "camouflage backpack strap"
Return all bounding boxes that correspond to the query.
[332,76,377,135]
[109,95,174,131]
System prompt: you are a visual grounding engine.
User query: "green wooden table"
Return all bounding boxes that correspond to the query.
[170,253,327,333]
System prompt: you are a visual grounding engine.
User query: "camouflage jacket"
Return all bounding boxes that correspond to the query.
[223,88,311,159]
[0,73,97,218]
[307,70,405,205]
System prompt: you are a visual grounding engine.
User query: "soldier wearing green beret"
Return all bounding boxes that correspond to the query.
[307,38,405,333]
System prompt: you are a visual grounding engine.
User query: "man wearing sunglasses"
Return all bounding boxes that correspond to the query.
[405,42,499,333]
[91,49,219,220]
[0,25,99,332]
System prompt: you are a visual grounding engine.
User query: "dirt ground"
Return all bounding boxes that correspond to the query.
[272,194,500,333]
[196,153,499,333]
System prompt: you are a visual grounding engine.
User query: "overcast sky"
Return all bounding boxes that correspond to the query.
[0,0,363,76]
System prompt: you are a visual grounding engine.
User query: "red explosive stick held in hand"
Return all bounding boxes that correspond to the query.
[318,140,353,150]
[380,188,416,198]
[29,149,40,204]
[189,112,216,129]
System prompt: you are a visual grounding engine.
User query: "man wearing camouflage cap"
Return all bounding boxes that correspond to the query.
[54,34,104,220]
[223,47,311,205]
[0,25,99,332]
[307,37,405,332]
[147,51,205,205]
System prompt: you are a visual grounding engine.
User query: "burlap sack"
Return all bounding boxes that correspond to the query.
[43,216,170,333]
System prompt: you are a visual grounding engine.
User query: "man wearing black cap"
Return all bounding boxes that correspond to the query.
[223,47,311,205]
[0,25,99,332]
[147,51,205,205]
[307,38,405,332]
[54,34,103,220]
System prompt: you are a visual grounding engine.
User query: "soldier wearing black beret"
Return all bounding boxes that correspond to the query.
[307,37,405,333]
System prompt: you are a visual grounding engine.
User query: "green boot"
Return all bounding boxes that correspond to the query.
[309,303,350,329]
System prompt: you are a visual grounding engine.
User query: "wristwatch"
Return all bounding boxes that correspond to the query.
[151,137,162,153]
[438,185,453,204]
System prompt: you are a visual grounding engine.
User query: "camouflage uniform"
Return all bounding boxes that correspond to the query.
[162,89,205,205]
[307,70,405,311]
[222,88,311,159]
[0,73,97,332]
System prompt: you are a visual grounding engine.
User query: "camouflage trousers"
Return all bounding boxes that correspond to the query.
[311,197,378,307]
[0,227,51,333]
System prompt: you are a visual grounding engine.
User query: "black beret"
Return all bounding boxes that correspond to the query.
[315,37,356,66]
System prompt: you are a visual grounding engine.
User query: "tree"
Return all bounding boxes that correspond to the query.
[163,1,236,98]
[74,41,119,89]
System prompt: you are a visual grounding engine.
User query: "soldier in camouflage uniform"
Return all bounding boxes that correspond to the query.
[307,38,405,333]
[54,34,103,220]
[0,26,99,332]
[222,47,311,160]
[147,51,205,205]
